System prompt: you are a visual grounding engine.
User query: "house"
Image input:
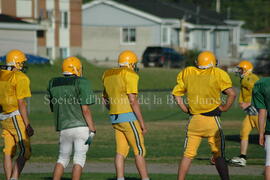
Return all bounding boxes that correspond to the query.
[0,14,42,56]
[82,0,243,64]
[239,28,270,63]
[0,0,82,59]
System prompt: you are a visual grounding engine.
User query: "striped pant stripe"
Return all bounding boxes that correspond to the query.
[214,116,225,158]
[184,116,192,149]
[12,116,25,158]
[129,121,143,156]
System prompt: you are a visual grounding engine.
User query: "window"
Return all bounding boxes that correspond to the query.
[16,0,32,17]
[216,31,221,48]
[60,48,69,59]
[202,31,207,48]
[121,28,136,44]
[46,47,53,59]
[61,11,69,29]
[162,27,169,44]
[46,10,54,27]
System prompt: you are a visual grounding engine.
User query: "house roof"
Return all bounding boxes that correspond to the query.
[0,14,44,30]
[0,14,29,24]
[113,0,226,25]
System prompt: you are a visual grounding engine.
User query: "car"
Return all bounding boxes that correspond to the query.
[142,46,185,68]
[253,49,270,75]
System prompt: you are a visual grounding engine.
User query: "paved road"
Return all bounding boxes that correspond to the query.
[0,162,264,175]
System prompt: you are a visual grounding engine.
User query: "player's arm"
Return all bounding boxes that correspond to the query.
[174,95,189,113]
[18,98,34,136]
[81,105,96,132]
[258,109,267,146]
[78,78,96,132]
[252,80,267,146]
[16,75,34,136]
[128,93,147,135]
[219,87,236,112]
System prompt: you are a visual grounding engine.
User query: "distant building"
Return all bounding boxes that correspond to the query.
[240,28,270,63]
[0,14,42,56]
[0,0,82,59]
[82,0,243,64]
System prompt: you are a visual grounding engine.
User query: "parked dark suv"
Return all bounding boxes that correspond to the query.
[142,46,185,68]
[253,49,270,75]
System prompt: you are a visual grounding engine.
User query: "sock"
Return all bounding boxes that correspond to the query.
[239,154,247,160]
[117,178,125,180]
[142,178,150,180]
[10,178,17,180]
[215,157,230,180]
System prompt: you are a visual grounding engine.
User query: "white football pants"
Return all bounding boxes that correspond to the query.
[265,135,270,166]
[57,127,89,168]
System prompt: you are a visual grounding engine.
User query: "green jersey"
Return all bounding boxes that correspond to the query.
[252,77,270,134]
[47,76,95,131]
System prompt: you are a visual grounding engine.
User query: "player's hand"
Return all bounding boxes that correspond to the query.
[140,123,148,135]
[85,130,96,145]
[218,105,228,112]
[240,102,251,110]
[259,134,265,146]
[26,124,34,137]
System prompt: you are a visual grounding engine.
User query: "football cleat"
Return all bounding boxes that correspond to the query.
[230,156,246,167]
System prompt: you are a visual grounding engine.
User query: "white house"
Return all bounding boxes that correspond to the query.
[0,14,42,56]
[82,0,243,64]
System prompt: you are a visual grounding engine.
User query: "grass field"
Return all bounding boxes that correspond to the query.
[0,173,263,180]
[26,59,240,91]
[0,61,264,179]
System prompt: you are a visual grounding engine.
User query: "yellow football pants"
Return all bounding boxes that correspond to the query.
[1,115,31,160]
[184,115,224,159]
[112,120,146,158]
[240,115,259,141]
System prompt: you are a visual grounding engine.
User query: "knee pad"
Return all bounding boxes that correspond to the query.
[57,152,71,168]
[73,152,87,168]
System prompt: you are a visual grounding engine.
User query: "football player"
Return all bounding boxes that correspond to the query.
[172,51,236,180]
[47,57,96,180]
[252,77,270,180]
[102,50,149,180]
[230,61,259,167]
[0,49,34,180]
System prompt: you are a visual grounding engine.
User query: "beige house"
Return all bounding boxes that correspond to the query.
[0,0,82,59]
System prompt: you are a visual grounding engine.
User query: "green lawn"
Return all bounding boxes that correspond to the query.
[0,173,263,180]
[26,59,240,91]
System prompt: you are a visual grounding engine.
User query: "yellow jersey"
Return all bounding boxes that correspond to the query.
[0,70,31,114]
[102,67,139,114]
[239,73,259,103]
[172,66,232,115]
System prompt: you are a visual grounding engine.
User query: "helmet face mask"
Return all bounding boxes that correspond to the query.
[235,67,243,77]
[132,63,139,73]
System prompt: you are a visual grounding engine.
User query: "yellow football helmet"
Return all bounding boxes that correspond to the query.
[118,50,138,69]
[62,56,82,76]
[6,49,27,70]
[236,60,253,77]
[196,51,217,69]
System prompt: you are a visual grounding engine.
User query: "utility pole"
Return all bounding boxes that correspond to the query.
[216,0,220,13]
